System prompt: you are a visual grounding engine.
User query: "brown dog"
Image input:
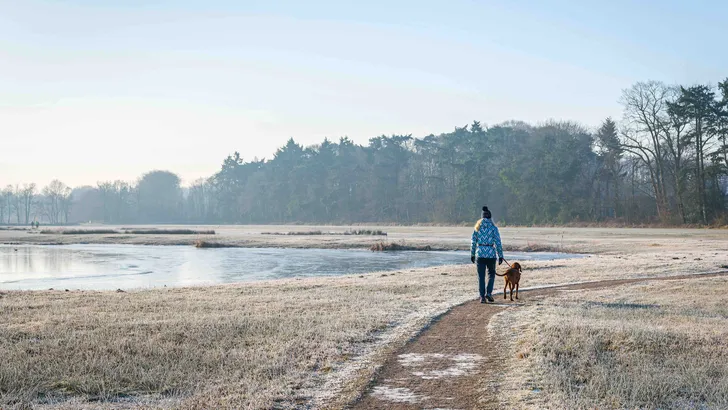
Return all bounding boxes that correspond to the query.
[496,262,522,301]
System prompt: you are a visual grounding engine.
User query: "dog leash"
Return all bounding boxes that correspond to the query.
[502,258,512,268]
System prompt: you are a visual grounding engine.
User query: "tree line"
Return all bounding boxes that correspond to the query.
[2,79,727,226]
[1,182,72,225]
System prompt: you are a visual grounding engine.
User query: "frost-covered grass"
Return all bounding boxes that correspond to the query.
[490,277,728,409]
[3,225,726,253]
[1,228,727,408]
[0,264,481,409]
[124,228,215,235]
[40,228,119,235]
[38,228,215,235]
[261,229,387,236]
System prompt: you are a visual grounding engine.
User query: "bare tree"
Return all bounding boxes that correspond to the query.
[36,196,51,224]
[0,186,7,225]
[1,186,11,224]
[97,180,134,223]
[11,185,23,224]
[664,98,693,223]
[42,180,71,224]
[21,183,37,225]
[619,81,673,220]
[60,191,73,224]
[187,178,212,222]
[97,181,115,223]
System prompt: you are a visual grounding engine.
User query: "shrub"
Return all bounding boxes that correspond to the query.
[369,242,432,251]
[125,229,215,235]
[194,240,235,248]
[41,229,119,235]
[345,229,388,236]
[261,231,323,236]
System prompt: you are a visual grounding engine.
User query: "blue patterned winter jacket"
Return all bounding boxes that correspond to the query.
[470,218,504,260]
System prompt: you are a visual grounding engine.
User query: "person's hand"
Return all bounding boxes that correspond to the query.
[498,257,504,265]
[471,255,475,264]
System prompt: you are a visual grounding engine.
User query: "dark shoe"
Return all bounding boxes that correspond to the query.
[480,297,486,304]
[486,295,494,303]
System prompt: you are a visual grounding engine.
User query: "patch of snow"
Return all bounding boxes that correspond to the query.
[401,352,484,380]
[371,385,425,404]
[452,353,482,362]
[306,301,473,407]
[399,353,445,366]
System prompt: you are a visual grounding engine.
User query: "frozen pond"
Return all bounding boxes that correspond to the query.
[0,244,583,290]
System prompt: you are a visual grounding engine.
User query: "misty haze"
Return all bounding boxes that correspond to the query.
[1,1,727,410]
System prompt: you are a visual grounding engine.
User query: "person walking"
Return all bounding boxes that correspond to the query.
[470,206,504,303]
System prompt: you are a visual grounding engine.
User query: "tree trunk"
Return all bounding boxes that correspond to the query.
[604,175,610,218]
[675,174,686,224]
[655,155,669,219]
[700,144,708,223]
[613,171,620,219]
[696,118,708,224]
[722,131,728,171]
[645,162,666,219]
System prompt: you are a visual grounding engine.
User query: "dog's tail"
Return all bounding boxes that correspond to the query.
[495,271,507,277]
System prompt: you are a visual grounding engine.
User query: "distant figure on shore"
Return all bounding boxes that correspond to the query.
[470,206,504,303]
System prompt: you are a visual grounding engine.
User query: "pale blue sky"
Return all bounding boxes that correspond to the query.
[1,0,726,187]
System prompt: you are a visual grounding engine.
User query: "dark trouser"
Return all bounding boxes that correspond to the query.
[477,257,497,298]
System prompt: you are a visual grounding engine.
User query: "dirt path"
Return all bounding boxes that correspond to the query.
[349,272,728,410]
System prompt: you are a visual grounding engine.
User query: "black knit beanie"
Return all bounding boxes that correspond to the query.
[482,206,491,219]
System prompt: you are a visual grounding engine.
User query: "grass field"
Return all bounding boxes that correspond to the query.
[4,224,728,253]
[1,227,727,408]
[37,228,215,235]
[490,277,728,409]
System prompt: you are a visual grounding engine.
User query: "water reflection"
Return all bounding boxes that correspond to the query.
[0,245,583,291]
[0,246,74,282]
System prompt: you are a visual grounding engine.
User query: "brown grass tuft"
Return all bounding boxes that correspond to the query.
[261,231,323,236]
[40,228,120,235]
[369,242,432,251]
[261,230,387,236]
[344,230,388,236]
[39,228,215,235]
[194,240,235,248]
[125,229,215,235]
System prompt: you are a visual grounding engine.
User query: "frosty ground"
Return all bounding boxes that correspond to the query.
[0,227,726,409]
